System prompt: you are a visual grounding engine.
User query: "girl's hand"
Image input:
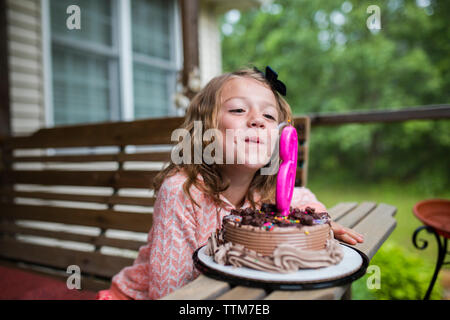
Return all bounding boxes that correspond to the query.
[330,221,364,245]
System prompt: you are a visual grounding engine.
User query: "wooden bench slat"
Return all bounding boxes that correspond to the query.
[4,117,185,149]
[160,275,230,300]
[265,284,350,300]
[328,202,358,222]
[0,190,156,207]
[216,286,267,300]
[13,151,171,163]
[7,170,157,188]
[0,238,134,278]
[0,222,146,251]
[352,203,397,260]
[0,203,153,233]
[336,202,377,228]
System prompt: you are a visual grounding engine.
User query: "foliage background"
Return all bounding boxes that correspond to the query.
[351,241,443,300]
[220,0,450,194]
[220,0,450,299]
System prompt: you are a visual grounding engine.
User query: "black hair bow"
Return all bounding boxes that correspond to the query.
[254,66,287,96]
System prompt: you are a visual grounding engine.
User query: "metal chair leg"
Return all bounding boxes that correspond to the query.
[412,225,449,300]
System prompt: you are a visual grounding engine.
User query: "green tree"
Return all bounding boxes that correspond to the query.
[221,0,450,193]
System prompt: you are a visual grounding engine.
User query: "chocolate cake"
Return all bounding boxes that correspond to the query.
[205,204,344,273]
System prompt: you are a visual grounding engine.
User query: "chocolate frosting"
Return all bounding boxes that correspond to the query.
[204,203,343,273]
[205,229,344,273]
[223,221,330,255]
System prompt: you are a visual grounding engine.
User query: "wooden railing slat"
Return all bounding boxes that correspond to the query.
[13,151,171,163]
[0,189,156,207]
[0,222,146,251]
[7,170,158,188]
[309,105,450,126]
[0,238,133,278]
[4,117,185,149]
[0,203,153,233]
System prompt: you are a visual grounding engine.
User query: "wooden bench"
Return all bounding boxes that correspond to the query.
[0,116,310,298]
[162,202,397,300]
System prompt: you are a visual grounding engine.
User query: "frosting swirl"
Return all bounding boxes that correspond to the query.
[205,229,344,273]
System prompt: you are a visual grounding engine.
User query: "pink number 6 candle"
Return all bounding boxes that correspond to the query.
[276,123,298,216]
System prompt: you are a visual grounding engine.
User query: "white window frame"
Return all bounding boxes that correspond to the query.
[41,0,182,129]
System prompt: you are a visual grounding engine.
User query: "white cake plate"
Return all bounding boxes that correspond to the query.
[193,244,369,290]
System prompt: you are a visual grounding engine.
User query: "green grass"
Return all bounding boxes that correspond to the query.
[307,176,450,267]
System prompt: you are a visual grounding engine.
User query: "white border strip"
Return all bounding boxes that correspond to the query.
[41,0,54,128]
[118,0,134,121]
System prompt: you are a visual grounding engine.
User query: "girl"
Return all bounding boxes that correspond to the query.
[96,67,364,300]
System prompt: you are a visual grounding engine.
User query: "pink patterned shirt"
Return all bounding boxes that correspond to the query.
[111,169,326,300]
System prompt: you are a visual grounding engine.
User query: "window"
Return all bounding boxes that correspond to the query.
[48,0,180,126]
[132,0,178,118]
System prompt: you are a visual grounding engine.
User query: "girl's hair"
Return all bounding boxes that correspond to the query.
[152,67,293,209]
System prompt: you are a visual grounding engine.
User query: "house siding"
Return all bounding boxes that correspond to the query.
[6,0,44,136]
[199,2,222,86]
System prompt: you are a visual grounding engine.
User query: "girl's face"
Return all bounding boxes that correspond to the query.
[217,77,280,171]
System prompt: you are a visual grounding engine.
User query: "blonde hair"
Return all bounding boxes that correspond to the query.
[153,67,293,209]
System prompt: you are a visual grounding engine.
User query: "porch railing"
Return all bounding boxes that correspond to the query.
[307,105,450,126]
